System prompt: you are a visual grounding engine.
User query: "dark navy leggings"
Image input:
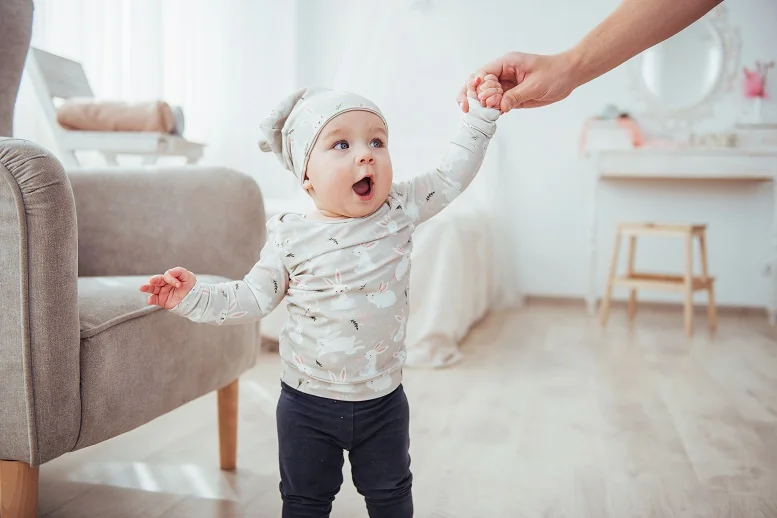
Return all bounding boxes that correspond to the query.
[276,382,413,517]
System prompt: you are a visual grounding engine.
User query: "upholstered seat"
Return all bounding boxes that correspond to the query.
[0,137,266,518]
[74,275,257,449]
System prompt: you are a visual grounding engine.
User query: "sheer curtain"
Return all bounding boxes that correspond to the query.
[15,0,300,198]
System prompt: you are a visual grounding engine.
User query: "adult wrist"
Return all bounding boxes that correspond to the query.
[561,45,589,90]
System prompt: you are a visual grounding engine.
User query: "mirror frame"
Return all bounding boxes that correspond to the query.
[627,4,741,131]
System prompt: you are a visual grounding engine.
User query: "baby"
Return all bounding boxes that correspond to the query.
[140,74,503,517]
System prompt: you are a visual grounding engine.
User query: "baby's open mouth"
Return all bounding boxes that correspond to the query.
[352,177,373,198]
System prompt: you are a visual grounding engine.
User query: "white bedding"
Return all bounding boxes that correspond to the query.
[259,199,496,368]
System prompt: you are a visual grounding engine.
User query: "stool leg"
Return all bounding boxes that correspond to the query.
[599,228,622,326]
[626,236,637,320]
[684,233,694,337]
[698,233,717,331]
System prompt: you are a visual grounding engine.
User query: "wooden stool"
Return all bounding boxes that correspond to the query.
[599,223,717,337]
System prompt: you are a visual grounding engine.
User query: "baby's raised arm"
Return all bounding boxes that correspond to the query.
[395,77,503,224]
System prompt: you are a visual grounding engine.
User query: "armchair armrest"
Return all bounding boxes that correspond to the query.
[68,165,266,280]
[0,138,81,466]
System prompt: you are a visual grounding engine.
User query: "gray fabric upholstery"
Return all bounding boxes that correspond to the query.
[0,138,81,467]
[0,138,267,467]
[68,166,266,280]
[75,276,258,450]
[0,0,33,137]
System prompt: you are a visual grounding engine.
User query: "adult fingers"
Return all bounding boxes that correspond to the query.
[500,82,534,113]
[458,73,476,111]
[467,82,479,101]
[515,99,554,109]
[457,84,469,112]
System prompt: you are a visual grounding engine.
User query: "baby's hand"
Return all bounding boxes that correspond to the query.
[139,266,197,309]
[476,73,503,109]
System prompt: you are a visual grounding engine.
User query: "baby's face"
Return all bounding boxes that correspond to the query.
[303,110,392,219]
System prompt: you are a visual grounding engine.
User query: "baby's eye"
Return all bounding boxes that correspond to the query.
[370,139,383,148]
[333,141,349,150]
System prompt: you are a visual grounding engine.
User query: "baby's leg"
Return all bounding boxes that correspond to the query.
[276,383,348,517]
[348,385,413,517]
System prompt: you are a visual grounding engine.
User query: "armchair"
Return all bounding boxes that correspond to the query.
[0,138,266,517]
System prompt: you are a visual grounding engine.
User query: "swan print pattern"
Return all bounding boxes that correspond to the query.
[169,99,500,401]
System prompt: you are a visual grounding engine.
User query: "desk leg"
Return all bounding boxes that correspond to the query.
[586,164,599,316]
[771,180,777,325]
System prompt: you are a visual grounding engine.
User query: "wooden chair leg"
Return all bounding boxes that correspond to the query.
[684,233,694,337]
[0,460,39,518]
[697,233,717,331]
[626,236,638,320]
[707,281,717,331]
[599,228,622,326]
[217,379,239,471]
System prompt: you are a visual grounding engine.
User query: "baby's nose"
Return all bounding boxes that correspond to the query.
[357,150,375,164]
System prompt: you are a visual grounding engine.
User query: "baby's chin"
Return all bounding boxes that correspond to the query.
[316,195,388,220]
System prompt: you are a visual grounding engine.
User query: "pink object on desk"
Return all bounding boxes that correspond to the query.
[578,114,644,155]
[742,61,774,99]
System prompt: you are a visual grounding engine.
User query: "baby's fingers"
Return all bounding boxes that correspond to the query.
[478,79,502,92]
[140,276,164,293]
[485,93,503,108]
[478,87,503,101]
[168,266,193,284]
[163,270,183,289]
[147,274,166,286]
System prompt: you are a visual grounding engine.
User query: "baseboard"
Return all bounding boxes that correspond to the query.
[523,294,768,317]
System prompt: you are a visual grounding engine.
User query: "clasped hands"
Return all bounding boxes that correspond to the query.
[465,73,504,111]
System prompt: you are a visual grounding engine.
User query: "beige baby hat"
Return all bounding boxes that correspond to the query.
[258,87,388,184]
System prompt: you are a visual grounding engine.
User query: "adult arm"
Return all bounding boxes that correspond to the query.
[569,0,724,89]
[459,0,724,112]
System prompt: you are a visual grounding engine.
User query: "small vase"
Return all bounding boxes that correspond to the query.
[751,97,763,124]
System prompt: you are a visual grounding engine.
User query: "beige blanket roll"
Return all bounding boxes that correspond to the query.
[56,99,176,133]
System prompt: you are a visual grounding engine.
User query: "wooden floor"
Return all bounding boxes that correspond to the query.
[37,304,777,517]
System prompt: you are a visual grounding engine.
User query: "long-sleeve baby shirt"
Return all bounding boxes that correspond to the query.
[171,100,500,401]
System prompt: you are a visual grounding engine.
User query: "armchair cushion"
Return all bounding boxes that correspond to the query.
[74,275,259,450]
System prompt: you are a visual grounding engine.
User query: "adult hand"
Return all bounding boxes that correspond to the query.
[458,51,579,113]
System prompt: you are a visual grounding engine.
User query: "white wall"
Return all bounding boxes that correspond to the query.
[294,0,777,309]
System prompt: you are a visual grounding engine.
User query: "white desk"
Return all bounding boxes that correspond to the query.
[584,147,777,323]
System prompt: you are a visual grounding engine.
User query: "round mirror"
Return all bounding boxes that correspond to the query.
[638,20,723,111]
[627,5,740,131]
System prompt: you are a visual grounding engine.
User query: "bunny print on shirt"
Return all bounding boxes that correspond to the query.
[170,99,500,401]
